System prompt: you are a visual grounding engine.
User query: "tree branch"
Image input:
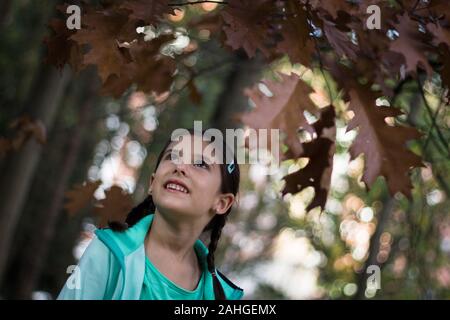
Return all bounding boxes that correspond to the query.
[422,91,446,152]
[169,0,228,6]
[417,77,450,157]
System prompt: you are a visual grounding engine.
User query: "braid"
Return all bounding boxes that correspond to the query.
[207,214,228,300]
[108,195,155,231]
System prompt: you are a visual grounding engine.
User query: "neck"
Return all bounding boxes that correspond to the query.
[145,210,204,262]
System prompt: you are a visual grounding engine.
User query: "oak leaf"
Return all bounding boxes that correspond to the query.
[277,0,315,67]
[309,0,355,20]
[323,19,358,60]
[325,61,423,197]
[240,73,318,160]
[64,180,102,217]
[221,0,276,59]
[389,13,434,77]
[100,35,176,98]
[70,8,138,82]
[282,106,336,211]
[427,23,450,49]
[44,18,83,71]
[120,0,175,25]
[94,185,134,228]
[346,83,424,197]
[9,115,47,149]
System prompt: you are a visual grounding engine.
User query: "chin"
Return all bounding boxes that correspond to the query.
[156,200,191,215]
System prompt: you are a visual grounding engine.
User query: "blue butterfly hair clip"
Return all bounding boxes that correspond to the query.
[227,160,235,174]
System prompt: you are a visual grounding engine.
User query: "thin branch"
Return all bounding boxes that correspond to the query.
[417,77,450,157]
[188,57,235,77]
[422,91,446,152]
[388,76,413,106]
[101,56,235,126]
[434,167,450,196]
[169,0,228,6]
[305,7,334,106]
[393,0,405,10]
[411,0,421,12]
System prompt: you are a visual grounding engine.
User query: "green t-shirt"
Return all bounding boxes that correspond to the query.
[140,247,207,300]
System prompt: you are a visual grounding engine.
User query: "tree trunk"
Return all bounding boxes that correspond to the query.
[0,0,13,28]
[0,64,71,289]
[13,87,96,299]
[42,103,104,298]
[210,50,264,130]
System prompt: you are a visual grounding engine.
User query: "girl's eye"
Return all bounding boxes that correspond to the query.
[193,159,209,169]
[165,153,182,164]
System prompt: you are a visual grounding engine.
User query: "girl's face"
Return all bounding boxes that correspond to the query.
[149,134,234,225]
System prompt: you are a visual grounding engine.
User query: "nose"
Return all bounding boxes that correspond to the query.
[173,161,188,176]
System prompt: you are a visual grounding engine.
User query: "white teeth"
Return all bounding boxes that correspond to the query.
[166,183,188,193]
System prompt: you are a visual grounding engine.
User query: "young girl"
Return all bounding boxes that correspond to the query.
[58,129,243,300]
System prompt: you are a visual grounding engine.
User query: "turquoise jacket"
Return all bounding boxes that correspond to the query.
[57,214,244,300]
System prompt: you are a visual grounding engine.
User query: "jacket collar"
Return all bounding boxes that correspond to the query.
[96,214,209,261]
[95,213,243,299]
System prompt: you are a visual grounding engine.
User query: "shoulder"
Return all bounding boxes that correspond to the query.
[58,235,117,300]
[81,234,111,260]
[94,215,153,257]
[215,269,244,300]
[77,235,119,271]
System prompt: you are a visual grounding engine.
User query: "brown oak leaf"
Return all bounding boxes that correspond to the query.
[346,83,424,198]
[323,19,359,60]
[44,18,83,71]
[282,106,336,211]
[309,0,355,20]
[128,37,177,94]
[239,73,319,160]
[100,35,176,98]
[325,60,424,197]
[416,0,450,20]
[64,180,102,217]
[120,0,175,25]
[8,115,47,150]
[221,0,277,59]
[70,8,139,82]
[427,22,450,49]
[389,13,434,77]
[277,0,315,67]
[94,185,134,228]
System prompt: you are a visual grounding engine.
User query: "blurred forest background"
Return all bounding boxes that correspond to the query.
[0,0,450,300]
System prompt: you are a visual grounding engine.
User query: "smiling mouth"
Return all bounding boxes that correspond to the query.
[164,182,189,194]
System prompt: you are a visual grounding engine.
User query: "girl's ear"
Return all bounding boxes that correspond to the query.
[148,173,155,194]
[215,193,235,215]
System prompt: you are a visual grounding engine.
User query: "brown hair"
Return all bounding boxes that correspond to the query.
[108,128,240,300]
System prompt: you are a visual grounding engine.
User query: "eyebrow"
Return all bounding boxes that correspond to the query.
[163,148,214,164]
[195,154,213,164]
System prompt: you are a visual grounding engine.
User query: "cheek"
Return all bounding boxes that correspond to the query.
[151,172,168,198]
[193,178,220,200]
[153,164,170,185]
